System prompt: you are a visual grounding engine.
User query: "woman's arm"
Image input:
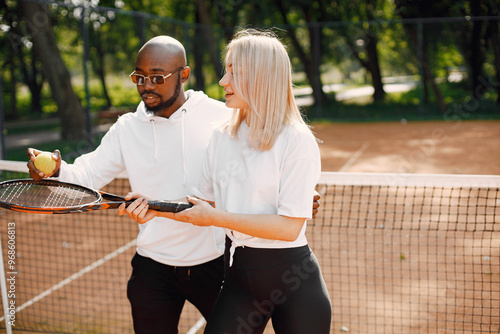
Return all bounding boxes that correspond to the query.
[121,195,306,242]
[180,197,305,241]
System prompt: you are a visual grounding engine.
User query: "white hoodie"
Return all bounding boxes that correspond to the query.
[57,90,231,266]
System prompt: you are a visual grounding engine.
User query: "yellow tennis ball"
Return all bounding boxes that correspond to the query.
[34,152,56,175]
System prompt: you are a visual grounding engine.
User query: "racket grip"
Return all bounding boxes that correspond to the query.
[147,200,193,213]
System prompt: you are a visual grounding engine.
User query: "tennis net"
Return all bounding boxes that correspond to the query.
[0,160,499,333]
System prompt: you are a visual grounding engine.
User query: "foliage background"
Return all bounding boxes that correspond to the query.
[1,0,499,158]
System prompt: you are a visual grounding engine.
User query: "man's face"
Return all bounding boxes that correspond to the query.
[141,75,181,116]
[133,46,185,117]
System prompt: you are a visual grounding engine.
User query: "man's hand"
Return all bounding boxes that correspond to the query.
[312,190,321,218]
[117,193,158,224]
[27,148,61,180]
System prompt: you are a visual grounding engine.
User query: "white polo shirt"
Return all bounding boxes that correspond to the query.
[191,120,321,255]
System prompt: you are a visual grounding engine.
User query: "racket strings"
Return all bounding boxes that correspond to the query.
[0,182,25,203]
[43,185,93,207]
[0,182,98,208]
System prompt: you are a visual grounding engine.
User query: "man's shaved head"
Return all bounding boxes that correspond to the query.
[138,36,187,66]
[134,36,191,118]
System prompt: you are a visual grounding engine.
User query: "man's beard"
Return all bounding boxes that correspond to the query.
[146,75,182,116]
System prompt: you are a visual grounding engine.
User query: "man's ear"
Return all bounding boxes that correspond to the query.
[181,66,191,83]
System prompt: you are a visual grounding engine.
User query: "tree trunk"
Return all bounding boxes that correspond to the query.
[487,5,500,104]
[470,1,485,99]
[193,9,206,91]
[5,6,20,120]
[404,22,446,112]
[195,0,224,78]
[421,55,446,112]
[97,65,112,108]
[346,37,386,101]
[94,31,112,108]
[365,0,385,101]
[214,2,239,42]
[274,0,327,107]
[30,53,43,113]
[308,24,327,112]
[8,55,18,120]
[26,48,43,113]
[365,33,385,100]
[5,2,44,115]
[292,26,327,108]
[19,0,87,140]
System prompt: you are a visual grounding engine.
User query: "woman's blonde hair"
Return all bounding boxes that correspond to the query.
[223,29,306,151]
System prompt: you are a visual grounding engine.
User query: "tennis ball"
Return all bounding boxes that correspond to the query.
[34,152,56,175]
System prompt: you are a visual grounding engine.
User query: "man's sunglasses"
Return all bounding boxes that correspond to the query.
[129,67,185,85]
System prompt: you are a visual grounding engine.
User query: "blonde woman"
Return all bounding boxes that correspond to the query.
[124,29,331,333]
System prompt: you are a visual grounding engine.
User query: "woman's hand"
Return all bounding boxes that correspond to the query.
[117,194,215,226]
[171,196,216,226]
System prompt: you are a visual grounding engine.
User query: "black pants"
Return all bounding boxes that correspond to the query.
[127,253,224,334]
[204,238,332,334]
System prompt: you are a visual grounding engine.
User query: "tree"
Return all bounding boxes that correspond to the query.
[19,0,87,140]
[265,0,389,105]
[323,0,389,101]
[1,1,44,119]
[85,1,144,109]
[192,0,226,91]
[485,1,500,104]
[89,18,113,108]
[455,0,500,104]
[394,0,447,112]
[273,0,328,109]
[195,0,224,76]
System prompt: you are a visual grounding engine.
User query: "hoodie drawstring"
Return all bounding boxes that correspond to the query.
[149,109,187,182]
[181,109,187,186]
[150,119,158,161]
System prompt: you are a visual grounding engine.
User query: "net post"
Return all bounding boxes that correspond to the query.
[0,75,6,161]
[0,236,13,334]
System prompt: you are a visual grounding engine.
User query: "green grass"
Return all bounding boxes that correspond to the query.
[303,82,500,123]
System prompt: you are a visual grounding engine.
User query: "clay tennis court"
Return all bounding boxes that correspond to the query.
[313,119,500,334]
[1,119,499,334]
[314,119,500,175]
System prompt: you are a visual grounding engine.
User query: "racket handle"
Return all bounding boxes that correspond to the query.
[147,200,193,213]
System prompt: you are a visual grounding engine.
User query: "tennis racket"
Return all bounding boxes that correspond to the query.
[0,179,193,214]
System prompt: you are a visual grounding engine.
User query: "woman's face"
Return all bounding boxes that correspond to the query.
[219,53,250,110]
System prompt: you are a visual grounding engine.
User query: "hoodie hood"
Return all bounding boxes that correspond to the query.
[135,90,214,180]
